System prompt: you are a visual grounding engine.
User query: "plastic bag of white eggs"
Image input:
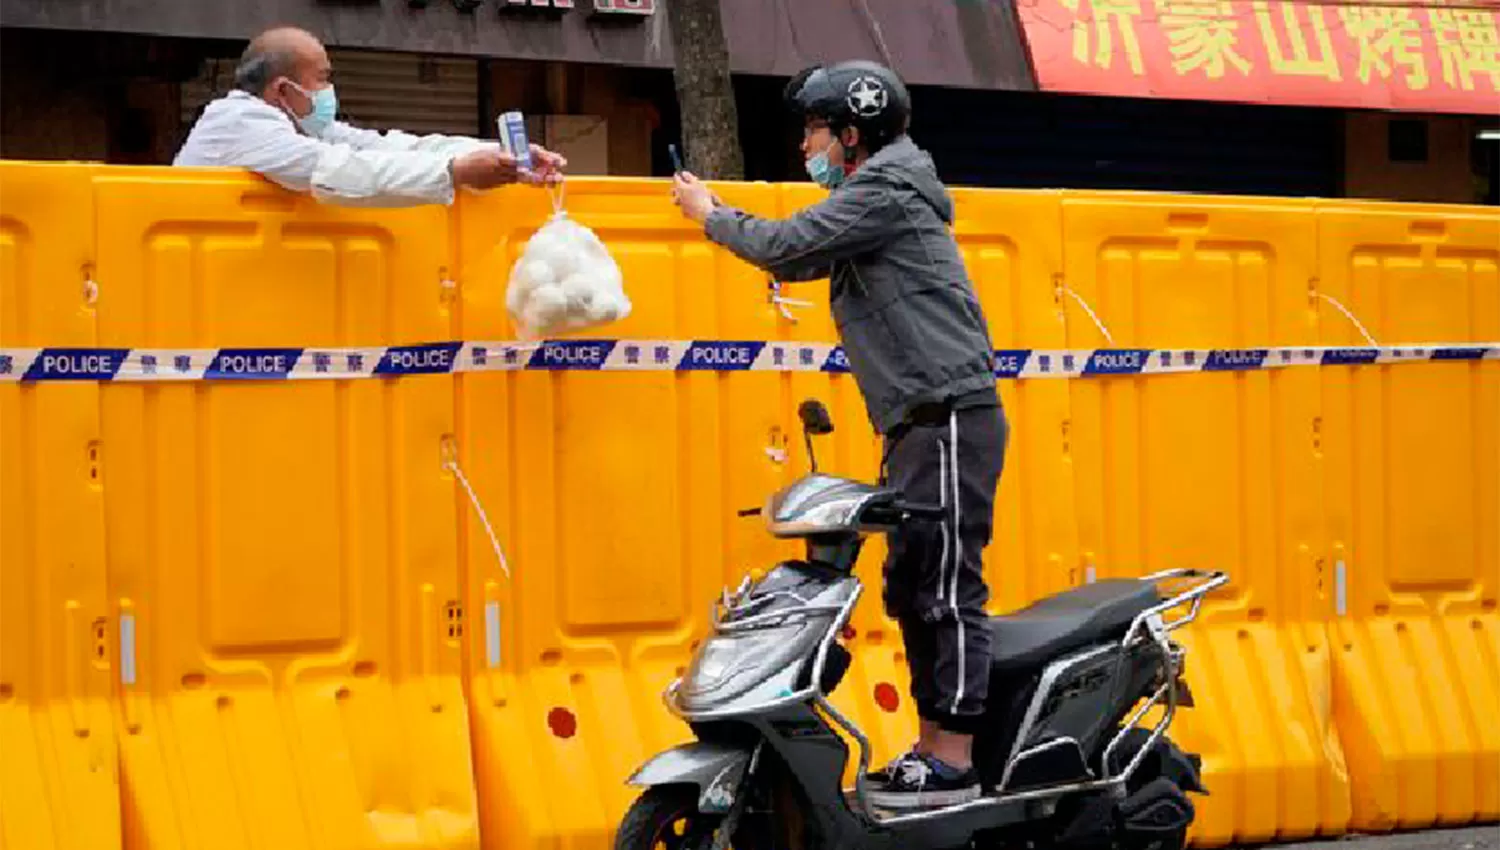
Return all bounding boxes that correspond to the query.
[505,210,631,340]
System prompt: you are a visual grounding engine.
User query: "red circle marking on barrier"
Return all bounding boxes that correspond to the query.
[548,707,578,739]
[874,683,900,713]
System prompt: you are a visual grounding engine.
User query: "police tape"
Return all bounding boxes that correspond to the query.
[2,341,1498,383]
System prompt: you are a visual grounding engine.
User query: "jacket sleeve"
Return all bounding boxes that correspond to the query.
[225,110,459,207]
[703,184,895,280]
[320,121,493,158]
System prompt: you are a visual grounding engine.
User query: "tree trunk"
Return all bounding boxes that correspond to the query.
[665,0,744,180]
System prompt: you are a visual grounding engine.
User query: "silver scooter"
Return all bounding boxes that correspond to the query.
[615,399,1226,850]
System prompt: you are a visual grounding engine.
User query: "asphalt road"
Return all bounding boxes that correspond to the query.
[1234,827,1499,850]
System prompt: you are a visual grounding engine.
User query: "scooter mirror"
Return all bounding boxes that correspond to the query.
[798,399,835,436]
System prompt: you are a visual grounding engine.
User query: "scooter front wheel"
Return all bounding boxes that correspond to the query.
[614,785,775,850]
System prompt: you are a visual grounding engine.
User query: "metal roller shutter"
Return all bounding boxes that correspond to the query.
[179,57,236,128]
[328,49,480,137]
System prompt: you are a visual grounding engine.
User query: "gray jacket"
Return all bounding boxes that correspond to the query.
[704,136,998,434]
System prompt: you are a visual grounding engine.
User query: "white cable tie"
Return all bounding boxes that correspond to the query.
[1315,293,1379,348]
[769,279,814,323]
[1061,286,1116,345]
[446,456,512,579]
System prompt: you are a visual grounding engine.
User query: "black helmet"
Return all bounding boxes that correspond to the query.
[784,60,911,153]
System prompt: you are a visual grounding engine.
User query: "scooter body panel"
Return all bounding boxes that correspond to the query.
[625,741,752,814]
[981,639,1164,793]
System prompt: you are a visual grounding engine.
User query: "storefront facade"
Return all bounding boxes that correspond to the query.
[1,0,1494,202]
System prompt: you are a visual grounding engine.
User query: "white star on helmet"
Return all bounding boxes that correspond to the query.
[847,77,888,118]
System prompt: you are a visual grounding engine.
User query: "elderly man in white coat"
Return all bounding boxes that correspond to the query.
[175,27,567,207]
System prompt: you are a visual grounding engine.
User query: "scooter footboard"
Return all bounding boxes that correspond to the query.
[626,741,753,814]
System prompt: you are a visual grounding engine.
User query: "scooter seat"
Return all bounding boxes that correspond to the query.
[987,579,1162,673]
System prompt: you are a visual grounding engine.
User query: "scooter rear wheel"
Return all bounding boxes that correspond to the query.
[614,785,776,850]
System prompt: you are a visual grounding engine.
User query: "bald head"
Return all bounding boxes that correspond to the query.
[234,27,330,98]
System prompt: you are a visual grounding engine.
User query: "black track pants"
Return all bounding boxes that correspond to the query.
[880,403,1008,735]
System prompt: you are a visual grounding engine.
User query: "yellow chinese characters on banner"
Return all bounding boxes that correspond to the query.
[1339,5,1429,88]
[1430,8,1500,90]
[1254,0,1341,80]
[1160,0,1253,79]
[1017,0,1500,113]
[1062,0,1147,75]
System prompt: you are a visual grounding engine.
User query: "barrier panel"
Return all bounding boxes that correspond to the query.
[1058,193,1353,846]
[453,178,805,849]
[0,163,122,850]
[1315,201,1500,831]
[3,163,1499,850]
[88,169,480,850]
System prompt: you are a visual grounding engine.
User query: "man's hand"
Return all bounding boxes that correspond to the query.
[524,144,568,186]
[672,172,720,224]
[451,148,522,190]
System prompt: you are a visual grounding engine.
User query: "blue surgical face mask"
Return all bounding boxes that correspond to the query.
[805,149,845,189]
[288,82,338,137]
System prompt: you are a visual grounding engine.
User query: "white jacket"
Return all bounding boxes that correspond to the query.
[173,90,492,207]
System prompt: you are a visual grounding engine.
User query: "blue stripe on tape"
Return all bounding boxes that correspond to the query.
[1084,348,1151,376]
[1205,349,1270,371]
[823,347,851,374]
[24,348,129,381]
[207,348,303,380]
[1431,347,1486,361]
[528,340,618,370]
[993,349,1031,379]
[1322,348,1380,366]
[680,341,765,371]
[375,342,462,376]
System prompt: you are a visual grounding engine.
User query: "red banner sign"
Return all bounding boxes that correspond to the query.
[1016,0,1500,113]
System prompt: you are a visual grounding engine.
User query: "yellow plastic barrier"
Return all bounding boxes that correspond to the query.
[2,163,482,850]
[1315,200,1500,831]
[3,162,1498,850]
[1056,193,1355,847]
[452,178,803,848]
[0,164,122,850]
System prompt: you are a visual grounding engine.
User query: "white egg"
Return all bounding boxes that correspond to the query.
[505,215,629,336]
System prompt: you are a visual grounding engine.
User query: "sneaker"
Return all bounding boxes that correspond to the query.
[863,747,919,788]
[865,752,981,810]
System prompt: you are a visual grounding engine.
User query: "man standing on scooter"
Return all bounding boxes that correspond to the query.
[670,59,1007,810]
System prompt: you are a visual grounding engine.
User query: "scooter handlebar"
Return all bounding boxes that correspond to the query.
[860,500,947,526]
[894,501,947,520]
[734,500,944,523]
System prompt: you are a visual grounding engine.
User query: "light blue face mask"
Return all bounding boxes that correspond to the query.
[805,149,845,189]
[288,83,338,137]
